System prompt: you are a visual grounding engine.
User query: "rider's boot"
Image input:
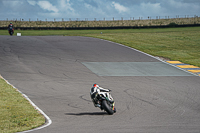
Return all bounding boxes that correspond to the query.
[94,103,101,108]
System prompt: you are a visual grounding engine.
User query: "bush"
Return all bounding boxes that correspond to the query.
[168,22,178,27]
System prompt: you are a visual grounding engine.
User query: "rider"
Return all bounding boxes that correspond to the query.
[90,83,113,108]
[8,22,14,33]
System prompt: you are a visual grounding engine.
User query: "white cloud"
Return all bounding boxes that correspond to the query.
[83,2,107,18]
[84,3,92,9]
[111,1,129,13]
[59,0,75,12]
[54,0,80,18]
[27,0,36,6]
[37,1,58,13]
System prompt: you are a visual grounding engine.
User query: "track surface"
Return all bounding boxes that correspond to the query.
[0,36,200,133]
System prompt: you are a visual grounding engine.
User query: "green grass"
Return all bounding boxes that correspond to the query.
[0,77,45,133]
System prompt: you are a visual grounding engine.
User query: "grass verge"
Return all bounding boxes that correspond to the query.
[0,77,45,133]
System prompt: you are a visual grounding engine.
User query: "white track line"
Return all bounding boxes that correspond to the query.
[0,75,52,133]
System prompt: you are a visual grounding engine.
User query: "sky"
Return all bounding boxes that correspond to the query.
[0,0,200,21]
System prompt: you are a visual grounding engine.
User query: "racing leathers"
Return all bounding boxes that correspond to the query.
[90,84,114,108]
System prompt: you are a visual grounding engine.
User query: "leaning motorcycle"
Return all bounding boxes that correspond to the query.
[8,27,14,36]
[93,90,116,115]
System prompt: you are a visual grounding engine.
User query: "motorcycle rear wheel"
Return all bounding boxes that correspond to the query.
[102,100,114,115]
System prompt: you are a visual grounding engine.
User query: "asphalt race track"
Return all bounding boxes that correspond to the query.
[0,35,200,133]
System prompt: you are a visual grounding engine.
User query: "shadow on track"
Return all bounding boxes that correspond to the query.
[65,112,108,116]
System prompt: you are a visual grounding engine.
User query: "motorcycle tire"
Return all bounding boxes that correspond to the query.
[102,100,114,115]
[10,31,13,36]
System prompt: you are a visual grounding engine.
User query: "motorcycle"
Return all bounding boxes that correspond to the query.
[91,88,116,115]
[8,27,14,36]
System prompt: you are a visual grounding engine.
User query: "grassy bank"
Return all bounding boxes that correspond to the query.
[0,77,45,133]
[1,17,200,28]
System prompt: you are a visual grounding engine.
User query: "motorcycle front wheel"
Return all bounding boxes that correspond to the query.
[9,31,13,36]
[102,100,114,115]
